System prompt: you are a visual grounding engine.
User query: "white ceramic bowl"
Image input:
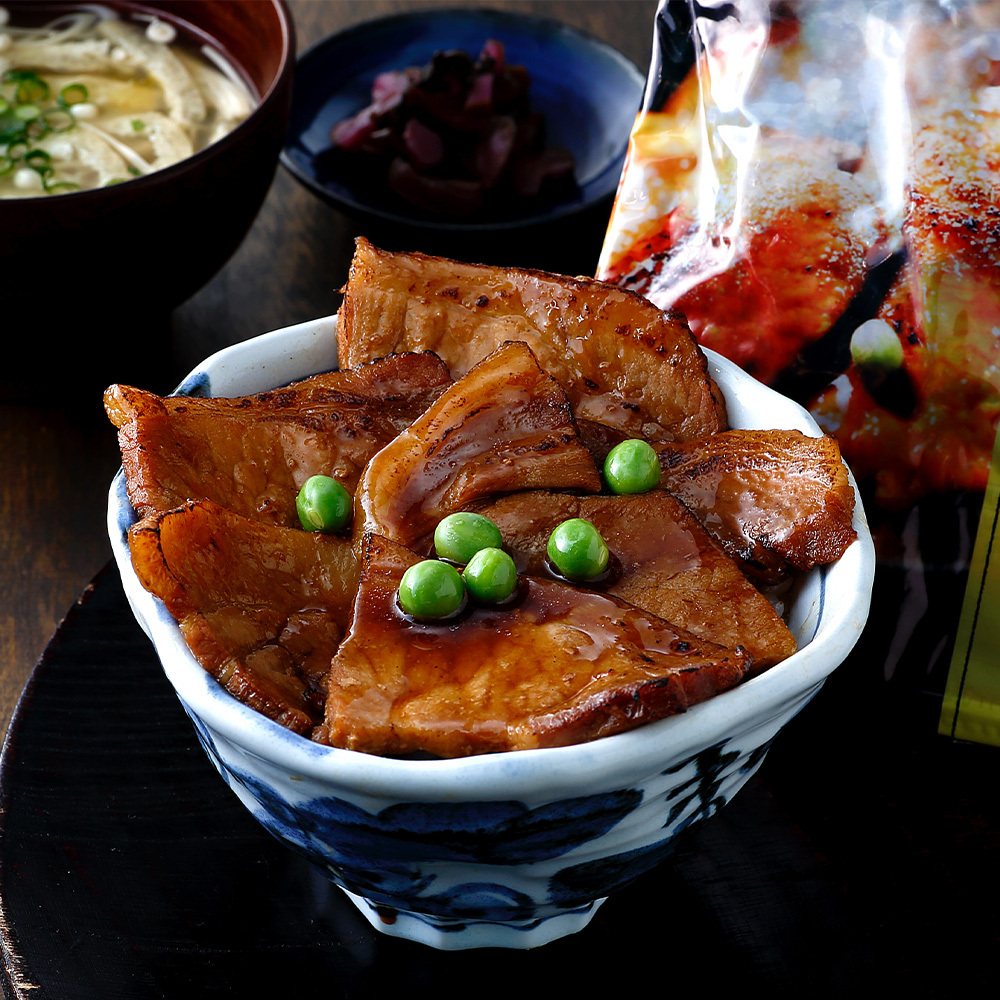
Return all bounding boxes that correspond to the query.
[108,316,875,951]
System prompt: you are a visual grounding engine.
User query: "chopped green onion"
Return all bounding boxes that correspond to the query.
[0,71,88,194]
[58,83,88,106]
[25,118,49,140]
[42,107,75,133]
[131,118,145,132]
[16,77,49,104]
[0,109,23,143]
[25,149,51,170]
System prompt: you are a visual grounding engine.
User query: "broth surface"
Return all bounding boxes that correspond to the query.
[0,4,254,196]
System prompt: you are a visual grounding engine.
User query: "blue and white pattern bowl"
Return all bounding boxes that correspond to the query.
[108,316,875,951]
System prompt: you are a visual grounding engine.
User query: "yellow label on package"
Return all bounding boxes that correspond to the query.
[941,424,1000,746]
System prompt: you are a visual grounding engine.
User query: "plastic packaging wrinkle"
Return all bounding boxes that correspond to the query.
[598,0,1000,746]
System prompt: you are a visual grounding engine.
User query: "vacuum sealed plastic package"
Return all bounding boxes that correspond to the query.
[598,0,1000,744]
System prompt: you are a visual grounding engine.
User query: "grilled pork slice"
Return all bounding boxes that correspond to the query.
[475,490,797,671]
[337,237,728,442]
[355,341,601,552]
[317,534,753,757]
[807,109,1000,508]
[647,132,881,386]
[106,352,452,526]
[129,500,360,735]
[655,429,857,583]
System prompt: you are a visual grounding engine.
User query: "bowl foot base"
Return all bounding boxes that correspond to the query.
[342,889,607,950]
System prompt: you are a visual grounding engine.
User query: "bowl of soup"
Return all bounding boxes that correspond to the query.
[0,1,293,353]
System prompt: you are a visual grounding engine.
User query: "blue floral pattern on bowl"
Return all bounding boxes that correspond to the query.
[180,697,795,945]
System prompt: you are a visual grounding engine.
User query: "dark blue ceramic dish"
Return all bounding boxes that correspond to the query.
[279,7,645,233]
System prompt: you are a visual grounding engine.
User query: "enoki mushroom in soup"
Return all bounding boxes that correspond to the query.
[0,4,254,196]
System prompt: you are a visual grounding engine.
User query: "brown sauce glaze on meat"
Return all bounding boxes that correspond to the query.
[129,499,360,734]
[475,490,797,672]
[354,341,601,553]
[315,534,752,757]
[337,238,728,442]
[108,248,862,752]
[655,428,857,584]
[105,352,452,527]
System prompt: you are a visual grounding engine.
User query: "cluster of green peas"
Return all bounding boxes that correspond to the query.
[292,436,662,622]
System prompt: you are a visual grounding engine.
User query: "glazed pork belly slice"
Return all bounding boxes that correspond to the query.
[316,534,753,757]
[337,237,728,442]
[105,351,452,526]
[646,132,881,386]
[354,340,601,553]
[129,500,360,735]
[475,490,797,672]
[655,429,857,584]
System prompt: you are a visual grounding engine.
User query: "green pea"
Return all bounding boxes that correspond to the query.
[603,438,661,495]
[434,511,503,564]
[850,318,904,370]
[547,518,609,581]
[296,475,352,532]
[398,559,466,620]
[464,546,518,604]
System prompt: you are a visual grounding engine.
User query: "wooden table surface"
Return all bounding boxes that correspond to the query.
[2,8,998,993]
[0,1,658,740]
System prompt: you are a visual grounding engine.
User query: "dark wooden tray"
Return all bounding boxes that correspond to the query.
[0,565,995,997]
